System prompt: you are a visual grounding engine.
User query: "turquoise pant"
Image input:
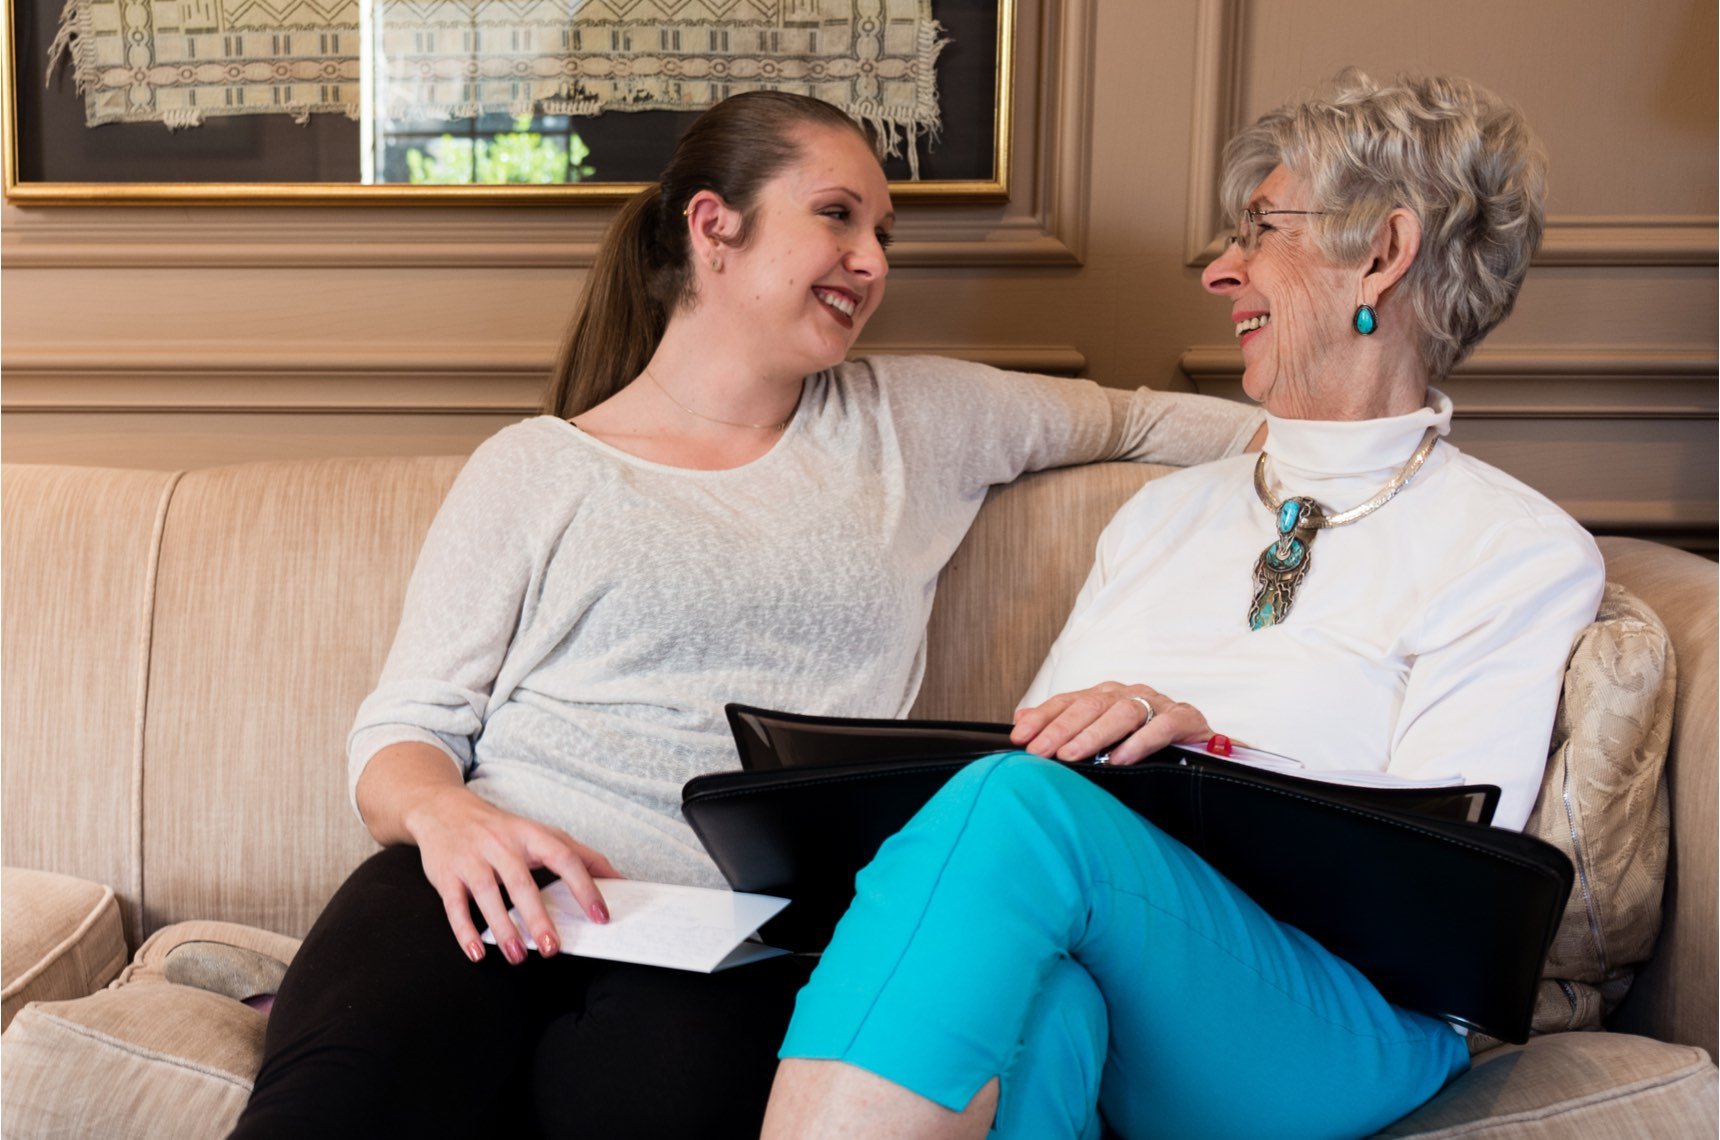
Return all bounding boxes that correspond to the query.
[780,753,1469,1139]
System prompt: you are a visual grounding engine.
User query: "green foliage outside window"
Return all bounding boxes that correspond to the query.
[406,118,596,184]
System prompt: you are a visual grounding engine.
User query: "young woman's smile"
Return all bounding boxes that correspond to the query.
[721,125,893,377]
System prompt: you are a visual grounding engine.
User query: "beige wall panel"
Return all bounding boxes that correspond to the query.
[1,267,579,356]
[1,0,1713,545]
[6,262,1714,394]
[1236,0,1718,218]
[1450,418,1716,517]
[1469,269,1720,352]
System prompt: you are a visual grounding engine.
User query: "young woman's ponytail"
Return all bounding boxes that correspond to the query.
[544,185,669,419]
[542,91,873,419]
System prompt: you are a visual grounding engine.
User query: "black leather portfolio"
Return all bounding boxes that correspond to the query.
[684,709,1572,1043]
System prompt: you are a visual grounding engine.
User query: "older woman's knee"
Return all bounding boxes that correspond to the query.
[919,751,1078,824]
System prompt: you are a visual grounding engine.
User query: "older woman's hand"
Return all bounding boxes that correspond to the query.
[1010,682,1214,766]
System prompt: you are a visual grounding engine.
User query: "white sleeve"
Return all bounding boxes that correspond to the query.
[346,426,551,809]
[1387,518,1605,830]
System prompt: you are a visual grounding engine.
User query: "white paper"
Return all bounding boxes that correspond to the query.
[1168,742,1464,789]
[481,879,791,973]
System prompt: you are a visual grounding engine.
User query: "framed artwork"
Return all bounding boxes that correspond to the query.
[2,0,1014,202]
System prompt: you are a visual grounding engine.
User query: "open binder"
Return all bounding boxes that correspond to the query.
[684,705,1572,1043]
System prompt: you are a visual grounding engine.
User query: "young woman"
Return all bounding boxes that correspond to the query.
[230,92,1260,1138]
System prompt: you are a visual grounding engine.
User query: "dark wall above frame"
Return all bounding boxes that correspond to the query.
[4,0,1013,202]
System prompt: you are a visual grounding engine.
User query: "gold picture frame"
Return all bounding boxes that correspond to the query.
[3,0,1014,203]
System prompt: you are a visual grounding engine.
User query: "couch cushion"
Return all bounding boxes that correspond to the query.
[1,868,127,1031]
[1515,584,1674,1038]
[1379,1032,1717,1137]
[0,920,300,1140]
[139,457,462,938]
[1,465,183,944]
[1595,536,1718,1058]
[915,462,1173,720]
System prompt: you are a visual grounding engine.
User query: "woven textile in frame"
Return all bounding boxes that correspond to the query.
[46,0,949,177]
[48,0,361,127]
[377,0,948,176]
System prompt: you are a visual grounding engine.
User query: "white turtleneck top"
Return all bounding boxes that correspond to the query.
[1024,391,1605,831]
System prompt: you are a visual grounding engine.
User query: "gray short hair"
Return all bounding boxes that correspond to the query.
[1220,70,1547,380]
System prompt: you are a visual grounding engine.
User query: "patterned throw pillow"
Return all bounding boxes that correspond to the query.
[1472,583,1674,1052]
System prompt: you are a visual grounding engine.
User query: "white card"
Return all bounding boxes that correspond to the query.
[482,879,791,973]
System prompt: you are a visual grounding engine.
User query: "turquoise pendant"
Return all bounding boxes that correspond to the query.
[1249,495,1321,630]
[1353,304,1378,336]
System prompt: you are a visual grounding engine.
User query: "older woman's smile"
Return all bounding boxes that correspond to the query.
[1202,163,1430,421]
[1233,311,1271,344]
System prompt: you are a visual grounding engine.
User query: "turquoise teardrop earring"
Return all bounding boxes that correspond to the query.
[1353,304,1378,335]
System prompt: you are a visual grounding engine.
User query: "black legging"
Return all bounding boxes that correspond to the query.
[231,846,814,1139]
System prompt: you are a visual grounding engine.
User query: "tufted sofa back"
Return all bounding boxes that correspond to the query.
[3,457,1713,1057]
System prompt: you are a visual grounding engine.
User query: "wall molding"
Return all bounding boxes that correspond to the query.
[2,345,1089,413]
[0,0,1098,272]
[1179,345,1720,419]
[1184,0,1246,265]
[1181,0,1719,269]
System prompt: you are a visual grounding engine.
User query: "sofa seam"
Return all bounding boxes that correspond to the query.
[0,885,123,999]
[132,470,185,940]
[16,1008,255,1091]
[1404,1052,1715,1136]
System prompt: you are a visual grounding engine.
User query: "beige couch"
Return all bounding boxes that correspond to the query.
[2,456,1715,1137]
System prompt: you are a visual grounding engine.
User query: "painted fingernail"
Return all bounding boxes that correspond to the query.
[538,933,558,956]
[504,939,525,964]
[465,940,485,963]
[588,900,609,924]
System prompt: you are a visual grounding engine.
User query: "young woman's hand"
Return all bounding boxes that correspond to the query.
[402,785,621,966]
[1010,682,1213,766]
[355,743,620,965]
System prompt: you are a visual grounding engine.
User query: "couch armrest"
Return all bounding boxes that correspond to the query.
[1596,537,1718,1057]
[1,867,128,1031]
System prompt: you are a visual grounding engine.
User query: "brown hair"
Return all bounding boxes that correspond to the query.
[543,92,872,419]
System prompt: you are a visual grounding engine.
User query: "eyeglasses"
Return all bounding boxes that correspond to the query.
[1229,209,1327,256]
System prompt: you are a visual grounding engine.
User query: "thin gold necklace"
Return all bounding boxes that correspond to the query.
[643,366,797,432]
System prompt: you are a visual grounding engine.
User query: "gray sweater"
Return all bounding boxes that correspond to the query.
[349,356,1260,886]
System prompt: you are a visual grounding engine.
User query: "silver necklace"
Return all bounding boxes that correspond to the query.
[643,366,796,432]
[1248,426,1440,630]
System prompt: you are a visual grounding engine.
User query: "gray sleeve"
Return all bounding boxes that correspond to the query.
[346,423,552,810]
[873,355,1261,495]
[1103,386,1263,466]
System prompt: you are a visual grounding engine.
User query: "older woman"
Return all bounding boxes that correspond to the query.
[763,73,1604,1139]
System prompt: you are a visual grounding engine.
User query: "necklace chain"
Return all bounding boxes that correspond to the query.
[643,366,796,432]
[1252,426,1441,528]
